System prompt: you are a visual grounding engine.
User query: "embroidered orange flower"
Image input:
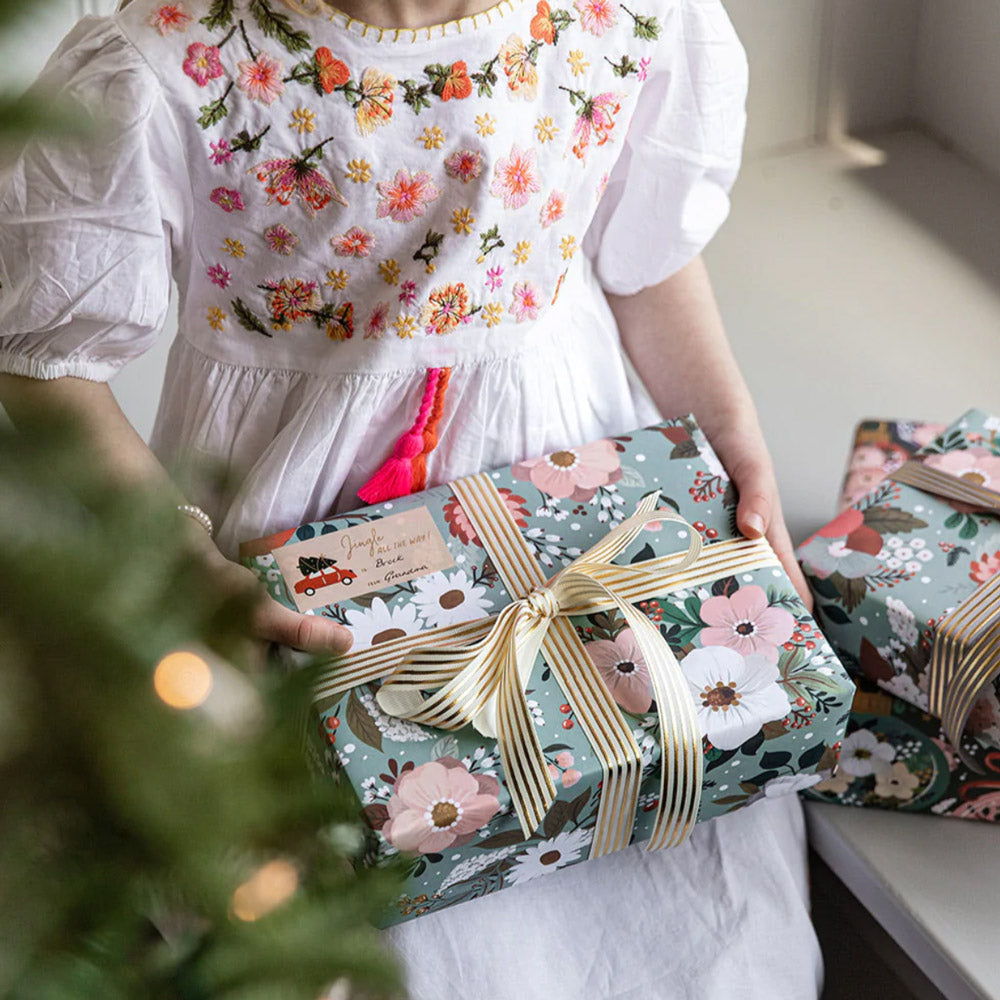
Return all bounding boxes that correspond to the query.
[315,47,350,93]
[498,34,539,101]
[440,61,473,101]
[569,90,623,162]
[354,67,396,136]
[150,3,192,34]
[376,169,441,223]
[490,144,541,210]
[261,278,320,330]
[539,190,566,228]
[236,51,285,106]
[530,2,556,43]
[421,282,472,335]
[331,225,375,258]
[324,302,355,341]
[575,0,617,36]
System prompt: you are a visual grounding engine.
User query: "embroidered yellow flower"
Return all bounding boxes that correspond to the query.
[418,125,446,150]
[560,235,578,260]
[451,207,475,235]
[289,107,316,134]
[534,115,559,143]
[222,238,245,258]
[345,158,372,183]
[513,240,532,265]
[568,49,590,77]
[378,258,401,285]
[325,268,349,290]
[394,314,418,339]
[206,307,226,330]
[482,302,503,328]
[475,113,496,137]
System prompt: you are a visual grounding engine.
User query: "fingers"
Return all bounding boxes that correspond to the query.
[252,596,354,656]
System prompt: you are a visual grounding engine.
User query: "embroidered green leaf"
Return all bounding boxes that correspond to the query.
[606,54,638,78]
[413,229,445,267]
[231,297,272,337]
[345,688,383,752]
[470,55,498,98]
[200,0,235,30]
[400,79,433,115]
[621,4,661,40]
[197,95,230,129]
[248,0,311,55]
[230,125,271,154]
[477,224,504,260]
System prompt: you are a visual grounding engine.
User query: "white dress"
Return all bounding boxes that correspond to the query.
[0,1,822,996]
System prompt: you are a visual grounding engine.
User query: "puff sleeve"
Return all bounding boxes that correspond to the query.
[0,16,186,381]
[582,0,748,295]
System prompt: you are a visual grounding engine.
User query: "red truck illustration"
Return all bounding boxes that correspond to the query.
[294,565,357,597]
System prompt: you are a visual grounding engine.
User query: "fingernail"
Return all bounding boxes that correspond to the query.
[745,513,765,536]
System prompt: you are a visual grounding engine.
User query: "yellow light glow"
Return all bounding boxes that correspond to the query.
[231,859,300,922]
[153,651,213,710]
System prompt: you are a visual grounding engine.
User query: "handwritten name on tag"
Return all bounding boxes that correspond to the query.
[273,507,455,613]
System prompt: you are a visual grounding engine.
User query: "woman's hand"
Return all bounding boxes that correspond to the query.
[606,255,814,611]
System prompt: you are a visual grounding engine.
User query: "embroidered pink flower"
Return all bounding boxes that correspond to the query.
[485,265,504,292]
[376,169,440,223]
[699,585,796,664]
[490,144,541,210]
[206,263,231,289]
[251,138,348,216]
[587,629,652,714]
[923,448,1000,513]
[443,488,529,545]
[150,3,192,34]
[638,56,651,81]
[539,190,565,228]
[263,223,299,255]
[420,282,472,335]
[509,280,541,322]
[261,278,319,329]
[398,280,418,307]
[571,91,623,162]
[444,149,483,184]
[381,756,502,854]
[208,139,232,165]
[596,171,609,201]
[365,300,390,339]
[512,438,622,501]
[332,225,375,258]
[210,186,245,213]
[971,551,1000,585]
[574,0,618,36]
[183,42,224,87]
[236,51,285,105]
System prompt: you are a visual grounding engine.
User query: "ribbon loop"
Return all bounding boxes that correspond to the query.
[523,587,561,622]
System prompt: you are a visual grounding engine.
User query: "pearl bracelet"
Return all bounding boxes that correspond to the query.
[177,503,214,538]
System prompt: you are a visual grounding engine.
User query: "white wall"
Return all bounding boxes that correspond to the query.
[914,0,1000,180]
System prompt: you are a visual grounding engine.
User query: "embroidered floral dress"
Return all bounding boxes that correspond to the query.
[0,2,822,997]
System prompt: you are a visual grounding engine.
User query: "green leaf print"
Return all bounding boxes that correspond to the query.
[862,507,929,533]
[346,688,383,752]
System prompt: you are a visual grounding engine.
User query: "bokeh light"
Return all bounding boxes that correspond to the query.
[231,859,300,922]
[153,650,213,709]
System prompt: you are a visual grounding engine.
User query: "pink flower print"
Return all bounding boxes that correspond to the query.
[332,225,375,258]
[444,148,483,184]
[561,768,582,788]
[264,223,299,255]
[923,448,1000,513]
[574,0,618,35]
[208,139,233,166]
[539,190,565,228]
[365,300,390,339]
[381,756,502,854]
[443,488,529,545]
[509,280,541,322]
[210,186,245,213]
[150,3,192,34]
[699,585,795,664]
[236,51,285,106]
[206,263,231,289]
[798,507,883,580]
[638,56,651,81]
[512,437,622,501]
[183,42,225,87]
[971,551,1000,585]
[953,791,1000,822]
[586,629,652,715]
[251,138,348,216]
[398,280,418,307]
[376,169,441,223]
[485,265,504,292]
[554,751,575,769]
[490,144,541,210]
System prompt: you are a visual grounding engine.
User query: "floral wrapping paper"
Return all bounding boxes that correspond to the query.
[244,417,854,925]
[805,416,1000,822]
[797,408,1000,752]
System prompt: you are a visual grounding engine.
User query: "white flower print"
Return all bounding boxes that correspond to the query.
[681,646,791,751]
[506,827,593,886]
[411,569,493,628]
[344,597,423,650]
[838,728,895,777]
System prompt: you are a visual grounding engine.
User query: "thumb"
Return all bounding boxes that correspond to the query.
[253,597,354,655]
[732,461,772,540]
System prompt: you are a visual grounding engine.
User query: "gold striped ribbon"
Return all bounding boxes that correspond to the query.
[892,460,1000,768]
[371,474,780,849]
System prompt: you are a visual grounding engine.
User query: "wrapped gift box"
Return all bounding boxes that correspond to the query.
[804,681,1000,822]
[797,408,1000,753]
[243,416,854,925]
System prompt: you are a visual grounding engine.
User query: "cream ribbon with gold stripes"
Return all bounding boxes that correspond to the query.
[893,460,1000,768]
